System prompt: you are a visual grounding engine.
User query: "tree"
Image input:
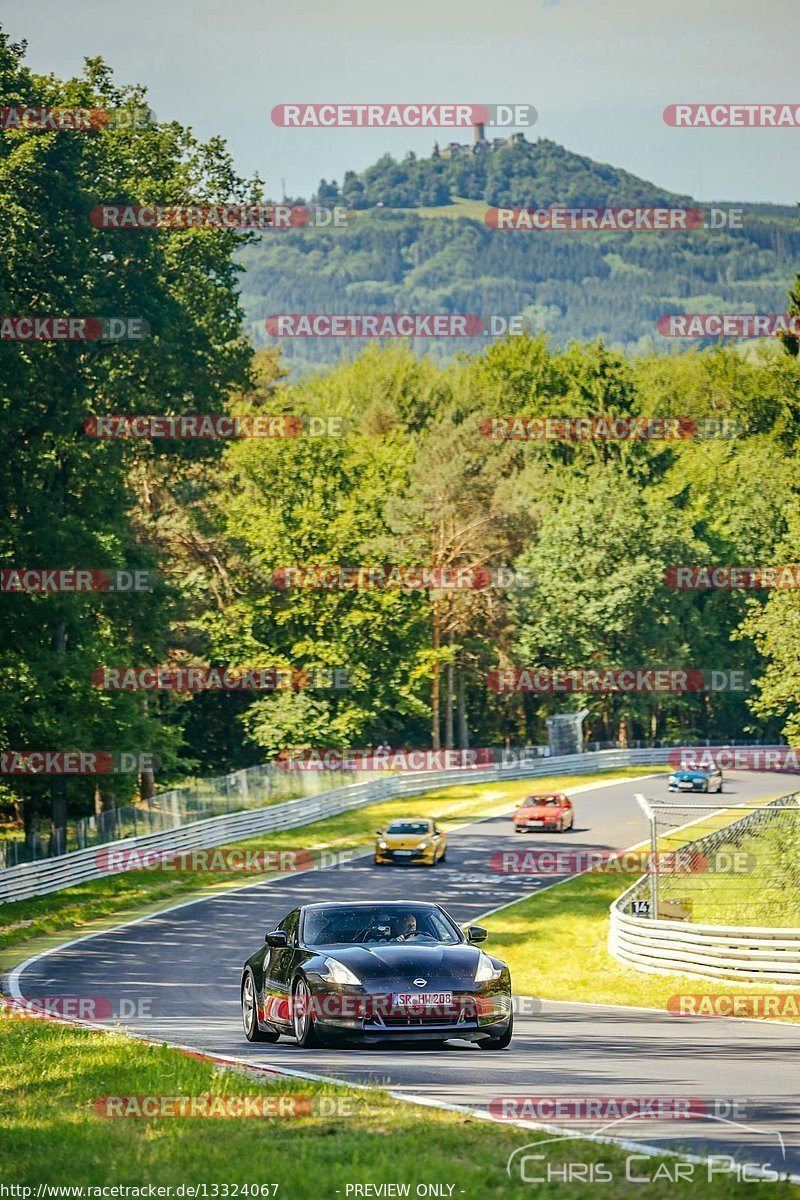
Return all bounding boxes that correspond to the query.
[0,31,255,846]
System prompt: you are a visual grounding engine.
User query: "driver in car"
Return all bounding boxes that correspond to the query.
[396,913,418,941]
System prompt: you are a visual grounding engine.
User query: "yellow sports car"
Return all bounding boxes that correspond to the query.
[373,818,447,867]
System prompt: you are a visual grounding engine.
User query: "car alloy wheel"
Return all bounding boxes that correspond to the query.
[242,972,256,1037]
[292,977,321,1047]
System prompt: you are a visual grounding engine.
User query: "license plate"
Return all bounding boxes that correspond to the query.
[679,781,694,790]
[527,820,544,826]
[393,991,453,1007]
[394,850,413,856]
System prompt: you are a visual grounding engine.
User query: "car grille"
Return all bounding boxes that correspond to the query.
[375,1013,464,1027]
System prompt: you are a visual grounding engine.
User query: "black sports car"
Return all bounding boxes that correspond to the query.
[241,900,513,1049]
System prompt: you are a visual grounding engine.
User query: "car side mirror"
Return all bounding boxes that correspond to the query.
[264,930,288,947]
[467,925,487,943]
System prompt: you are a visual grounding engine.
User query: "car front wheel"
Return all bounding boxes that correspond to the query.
[478,1012,513,1050]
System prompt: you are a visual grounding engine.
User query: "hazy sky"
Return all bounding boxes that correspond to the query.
[4,0,799,204]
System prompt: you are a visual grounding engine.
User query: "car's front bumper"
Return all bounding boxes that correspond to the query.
[374,847,436,864]
[308,987,511,1041]
[325,1018,511,1044]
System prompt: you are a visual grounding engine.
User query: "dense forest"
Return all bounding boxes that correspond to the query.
[2,30,800,850]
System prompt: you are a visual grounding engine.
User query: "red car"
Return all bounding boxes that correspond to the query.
[513,793,574,833]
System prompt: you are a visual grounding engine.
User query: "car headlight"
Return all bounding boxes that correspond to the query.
[417,840,431,850]
[378,841,387,849]
[322,957,361,986]
[668,775,677,782]
[475,951,502,983]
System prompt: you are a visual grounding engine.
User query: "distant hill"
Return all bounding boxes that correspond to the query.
[315,135,694,210]
[239,136,800,373]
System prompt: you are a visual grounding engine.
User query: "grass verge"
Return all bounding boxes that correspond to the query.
[1,1014,796,1195]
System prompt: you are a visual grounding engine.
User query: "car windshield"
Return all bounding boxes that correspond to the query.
[525,796,560,806]
[302,905,461,947]
[386,820,430,835]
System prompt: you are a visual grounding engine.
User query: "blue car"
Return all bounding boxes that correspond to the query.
[667,768,723,794]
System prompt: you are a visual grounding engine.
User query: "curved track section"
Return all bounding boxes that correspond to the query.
[12,772,800,1176]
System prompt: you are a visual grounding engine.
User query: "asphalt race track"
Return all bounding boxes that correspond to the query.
[12,771,800,1179]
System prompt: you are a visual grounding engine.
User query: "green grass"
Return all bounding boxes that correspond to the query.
[1,1015,796,1194]
[652,813,800,926]
[481,846,800,1021]
[0,767,661,959]
[416,195,490,220]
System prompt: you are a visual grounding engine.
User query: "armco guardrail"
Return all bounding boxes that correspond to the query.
[609,793,800,984]
[0,760,367,867]
[0,747,669,904]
